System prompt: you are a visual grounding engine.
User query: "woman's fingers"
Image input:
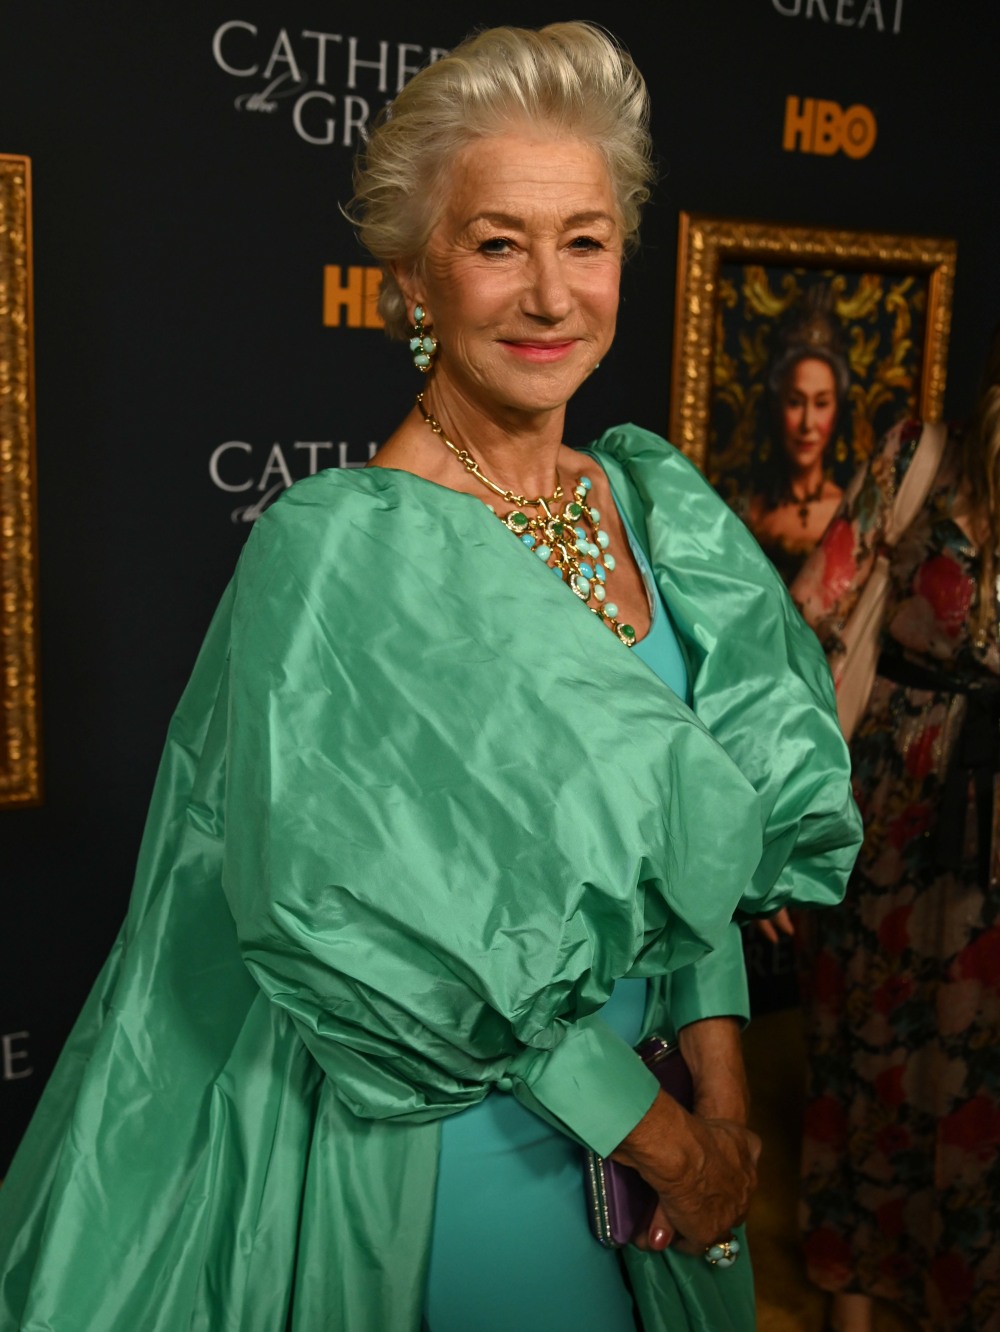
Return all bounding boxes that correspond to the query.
[652,1118,760,1247]
[613,1086,760,1252]
[755,918,779,944]
[631,1200,674,1252]
[773,906,796,936]
[754,906,795,943]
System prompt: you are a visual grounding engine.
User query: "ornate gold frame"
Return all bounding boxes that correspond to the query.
[669,212,957,470]
[1,154,42,807]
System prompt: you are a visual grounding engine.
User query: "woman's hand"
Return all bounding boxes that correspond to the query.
[754,905,795,946]
[610,1017,761,1251]
[618,1101,759,1251]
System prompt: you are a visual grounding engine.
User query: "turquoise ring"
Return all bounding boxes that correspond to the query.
[704,1237,740,1268]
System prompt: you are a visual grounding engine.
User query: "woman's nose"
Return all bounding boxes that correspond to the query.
[523,249,572,321]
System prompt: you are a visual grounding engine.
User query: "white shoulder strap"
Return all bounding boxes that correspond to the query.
[885,421,948,545]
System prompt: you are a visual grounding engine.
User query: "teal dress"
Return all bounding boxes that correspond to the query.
[425,510,695,1331]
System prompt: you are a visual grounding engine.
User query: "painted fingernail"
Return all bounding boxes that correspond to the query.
[650,1228,668,1249]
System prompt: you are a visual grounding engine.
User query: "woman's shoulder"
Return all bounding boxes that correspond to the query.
[856,416,952,509]
[253,464,444,534]
[241,464,459,577]
[868,416,924,484]
[587,423,715,490]
[588,422,675,459]
[588,423,795,585]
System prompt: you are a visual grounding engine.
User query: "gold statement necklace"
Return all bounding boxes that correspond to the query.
[416,393,636,647]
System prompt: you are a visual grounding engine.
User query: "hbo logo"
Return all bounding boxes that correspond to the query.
[783,95,877,159]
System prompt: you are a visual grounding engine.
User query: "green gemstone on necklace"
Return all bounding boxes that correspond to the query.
[483,469,632,646]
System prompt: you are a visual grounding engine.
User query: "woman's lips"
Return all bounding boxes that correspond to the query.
[501,339,578,362]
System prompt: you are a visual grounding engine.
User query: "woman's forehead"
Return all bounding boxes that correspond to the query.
[439,132,617,220]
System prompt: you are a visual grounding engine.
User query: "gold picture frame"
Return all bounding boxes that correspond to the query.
[1,153,42,807]
[669,214,956,570]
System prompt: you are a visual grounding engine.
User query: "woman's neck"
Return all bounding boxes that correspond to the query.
[419,380,567,501]
[786,459,825,502]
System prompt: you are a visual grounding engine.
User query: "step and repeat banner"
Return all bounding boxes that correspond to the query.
[2,1,998,1168]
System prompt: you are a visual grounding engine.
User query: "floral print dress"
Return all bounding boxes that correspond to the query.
[790,419,1000,1331]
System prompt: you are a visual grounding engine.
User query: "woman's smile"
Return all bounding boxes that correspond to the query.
[501,338,579,362]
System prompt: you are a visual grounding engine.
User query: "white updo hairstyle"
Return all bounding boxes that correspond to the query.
[346,21,654,340]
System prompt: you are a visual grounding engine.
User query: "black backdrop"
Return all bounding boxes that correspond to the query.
[2,1,999,1170]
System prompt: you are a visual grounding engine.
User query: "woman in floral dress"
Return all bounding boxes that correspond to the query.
[787,336,1000,1332]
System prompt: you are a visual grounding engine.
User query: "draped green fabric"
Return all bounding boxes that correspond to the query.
[0,426,860,1331]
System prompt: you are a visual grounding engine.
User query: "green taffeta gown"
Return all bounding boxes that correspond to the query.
[0,427,861,1331]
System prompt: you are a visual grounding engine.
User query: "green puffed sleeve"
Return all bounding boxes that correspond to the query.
[594,427,862,920]
[221,468,771,1153]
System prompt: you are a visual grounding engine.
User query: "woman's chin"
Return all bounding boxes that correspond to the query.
[458,364,595,419]
[787,447,824,473]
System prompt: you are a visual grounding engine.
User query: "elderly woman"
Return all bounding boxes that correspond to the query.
[746,286,850,584]
[0,22,860,1332]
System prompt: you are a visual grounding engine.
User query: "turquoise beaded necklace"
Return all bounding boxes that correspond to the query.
[417,394,636,647]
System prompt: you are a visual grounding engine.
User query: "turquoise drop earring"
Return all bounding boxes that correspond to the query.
[409,305,437,373]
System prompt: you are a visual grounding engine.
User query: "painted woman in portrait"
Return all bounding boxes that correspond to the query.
[746,287,850,584]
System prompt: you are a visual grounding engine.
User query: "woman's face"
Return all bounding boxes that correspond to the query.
[398,130,624,421]
[778,356,839,473]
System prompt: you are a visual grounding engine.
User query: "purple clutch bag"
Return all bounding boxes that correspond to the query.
[583,1034,694,1249]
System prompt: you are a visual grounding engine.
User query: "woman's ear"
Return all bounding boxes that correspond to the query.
[389,262,423,325]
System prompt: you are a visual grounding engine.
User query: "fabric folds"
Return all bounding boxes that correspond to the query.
[0,426,861,1331]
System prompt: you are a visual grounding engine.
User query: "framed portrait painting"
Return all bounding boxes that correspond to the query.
[0,153,42,807]
[670,213,956,585]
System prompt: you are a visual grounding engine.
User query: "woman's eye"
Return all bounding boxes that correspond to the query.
[480,237,512,255]
[570,236,602,251]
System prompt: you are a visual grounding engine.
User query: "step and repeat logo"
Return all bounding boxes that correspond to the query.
[783,95,877,158]
[208,260,387,522]
[771,0,904,32]
[2,1031,32,1083]
[211,21,448,146]
[209,438,379,524]
[323,265,384,329]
